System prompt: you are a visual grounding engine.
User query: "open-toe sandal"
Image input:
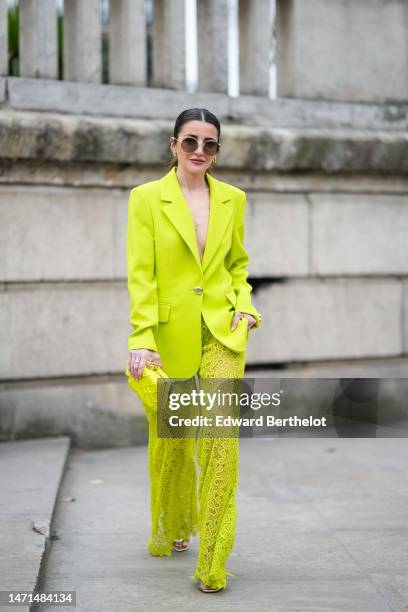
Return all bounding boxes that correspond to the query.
[197,582,224,593]
[172,539,190,552]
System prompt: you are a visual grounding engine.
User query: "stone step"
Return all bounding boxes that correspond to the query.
[0,436,71,610]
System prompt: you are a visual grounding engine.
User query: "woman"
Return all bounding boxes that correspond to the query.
[125,108,262,593]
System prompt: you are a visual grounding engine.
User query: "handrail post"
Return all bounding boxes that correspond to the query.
[197,0,229,94]
[109,0,146,86]
[239,0,272,96]
[19,0,58,79]
[64,0,101,82]
[152,0,186,90]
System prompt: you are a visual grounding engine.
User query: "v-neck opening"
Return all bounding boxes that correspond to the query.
[175,168,212,267]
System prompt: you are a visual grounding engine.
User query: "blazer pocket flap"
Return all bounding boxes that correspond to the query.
[158,303,171,322]
[225,290,237,308]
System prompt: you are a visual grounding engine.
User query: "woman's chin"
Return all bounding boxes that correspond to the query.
[188,161,208,173]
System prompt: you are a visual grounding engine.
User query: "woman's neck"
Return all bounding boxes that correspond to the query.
[176,166,208,191]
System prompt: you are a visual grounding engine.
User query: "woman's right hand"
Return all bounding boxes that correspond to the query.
[128,349,163,381]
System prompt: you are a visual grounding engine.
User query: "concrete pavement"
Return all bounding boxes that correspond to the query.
[1,436,407,611]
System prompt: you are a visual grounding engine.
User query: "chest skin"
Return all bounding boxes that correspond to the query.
[180,185,211,263]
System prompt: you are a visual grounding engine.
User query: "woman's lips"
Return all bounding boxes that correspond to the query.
[190,159,205,164]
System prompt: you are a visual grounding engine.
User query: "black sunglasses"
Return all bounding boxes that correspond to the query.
[172,136,220,156]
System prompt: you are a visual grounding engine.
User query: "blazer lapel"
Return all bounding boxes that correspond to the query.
[160,167,233,273]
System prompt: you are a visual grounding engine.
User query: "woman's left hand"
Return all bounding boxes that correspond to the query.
[231,311,257,332]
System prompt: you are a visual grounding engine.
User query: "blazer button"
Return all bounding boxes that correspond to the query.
[194,286,203,295]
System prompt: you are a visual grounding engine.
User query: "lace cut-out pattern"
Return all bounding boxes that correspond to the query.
[131,314,246,590]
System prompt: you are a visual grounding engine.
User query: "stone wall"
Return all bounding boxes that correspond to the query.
[1,76,408,446]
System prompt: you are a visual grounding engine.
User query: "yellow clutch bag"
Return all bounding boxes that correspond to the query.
[125,362,171,415]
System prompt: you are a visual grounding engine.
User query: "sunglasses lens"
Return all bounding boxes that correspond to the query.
[178,137,219,156]
[180,137,198,153]
[203,141,219,155]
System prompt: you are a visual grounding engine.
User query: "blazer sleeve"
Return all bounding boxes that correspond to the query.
[225,192,262,328]
[126,187,159,352]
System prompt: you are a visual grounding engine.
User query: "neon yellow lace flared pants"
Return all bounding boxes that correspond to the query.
[140,315,246,590]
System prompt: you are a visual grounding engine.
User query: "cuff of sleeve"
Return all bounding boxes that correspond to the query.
[128,328,158,352]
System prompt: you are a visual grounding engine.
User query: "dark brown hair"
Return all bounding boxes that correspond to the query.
[167,108,221,174]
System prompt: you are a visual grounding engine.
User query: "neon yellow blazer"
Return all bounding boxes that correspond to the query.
[125,166,262,379]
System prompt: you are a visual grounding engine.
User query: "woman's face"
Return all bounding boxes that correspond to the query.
[170,120,219,176]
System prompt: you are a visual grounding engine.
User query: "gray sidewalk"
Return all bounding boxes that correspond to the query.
[1,436,407,611]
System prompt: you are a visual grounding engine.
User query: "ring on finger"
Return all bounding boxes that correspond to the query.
[146,359,160,369]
